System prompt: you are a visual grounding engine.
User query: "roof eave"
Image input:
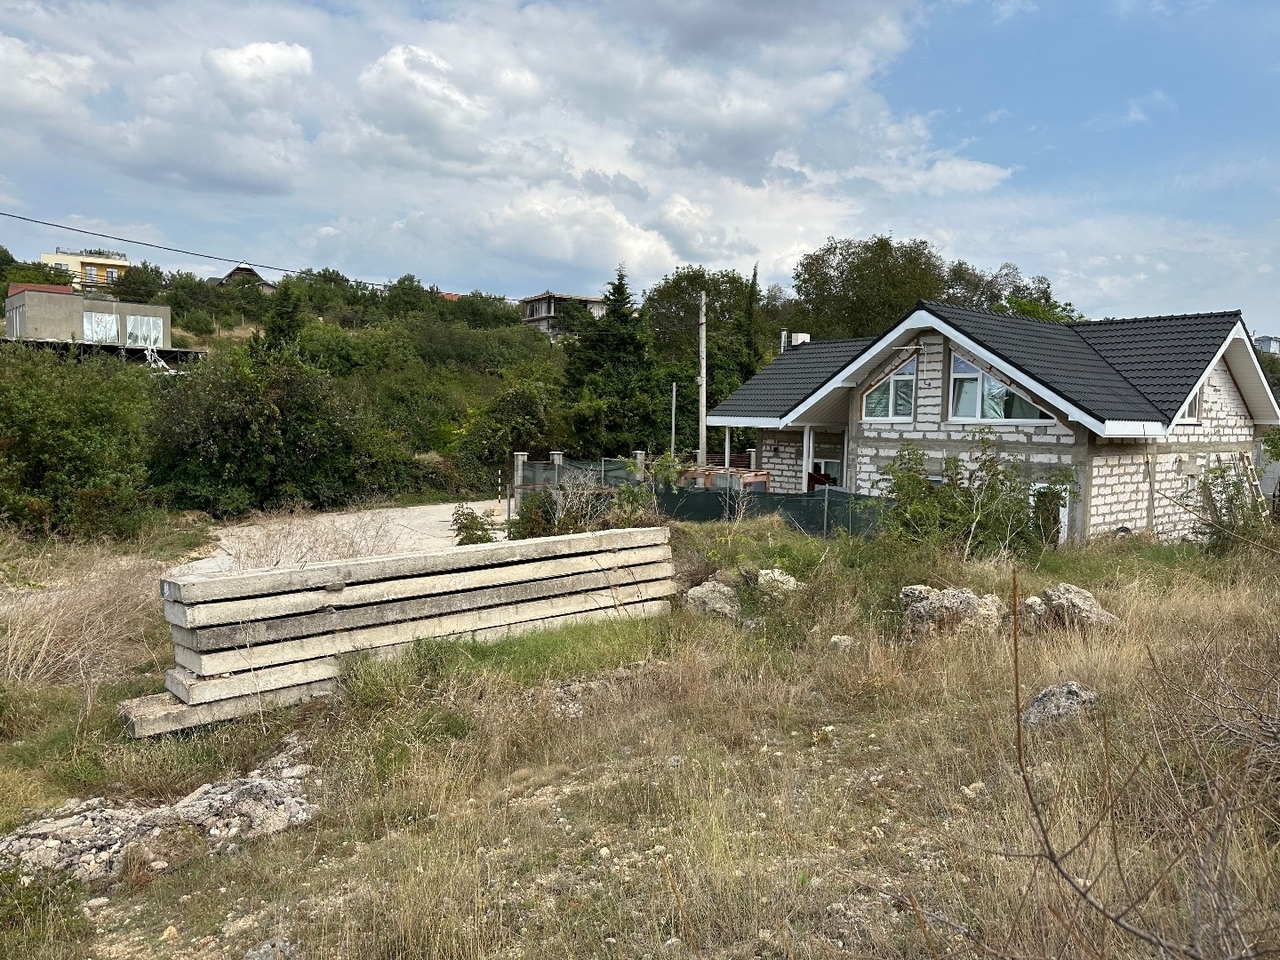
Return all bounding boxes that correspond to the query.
[1100,420,1169,438]
[707,414,786,429]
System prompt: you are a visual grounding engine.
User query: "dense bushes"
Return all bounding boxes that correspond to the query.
[0,346,156,537]
[878,436,1074,558]
[150,343,421,517]
[0,342,433,536]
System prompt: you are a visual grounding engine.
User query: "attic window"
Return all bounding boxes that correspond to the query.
[1181,387,1202,422]
[863,356,916,420]
[950,353,1052,421]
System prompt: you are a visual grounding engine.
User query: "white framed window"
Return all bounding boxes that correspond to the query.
[83,311,119,343]
[106,268,118,283]
[84,265,98,283]
[863,356,917,420]
[126,315,162,347]
[1180,386,1202,422]
[949,352,1052,421]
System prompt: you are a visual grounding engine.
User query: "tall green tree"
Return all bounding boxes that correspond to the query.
[563,266,657,456]
[110,260,163,303]
[792,235,946,340]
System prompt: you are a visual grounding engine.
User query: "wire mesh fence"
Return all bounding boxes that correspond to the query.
[654,487,885,538]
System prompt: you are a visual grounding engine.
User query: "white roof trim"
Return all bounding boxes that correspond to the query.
[1224,322,1280,424]
[706,414,786,428]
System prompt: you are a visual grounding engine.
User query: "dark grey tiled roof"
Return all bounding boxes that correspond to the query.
[918,302,1166,423]
[710,337,874,419]
[714,300,1245,427]
[1071,311,1241,422]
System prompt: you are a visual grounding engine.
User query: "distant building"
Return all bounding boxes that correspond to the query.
[519,291,605,338]
[214,262,277,295]
[39,248,131,290]
[1255,335,1280,355]
[5,283,171,348]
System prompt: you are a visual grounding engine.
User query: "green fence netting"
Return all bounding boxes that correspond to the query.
[655,488,885,538]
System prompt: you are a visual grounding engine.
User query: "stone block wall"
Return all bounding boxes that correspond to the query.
[758,430,805,493]
[1087,358,1260,540]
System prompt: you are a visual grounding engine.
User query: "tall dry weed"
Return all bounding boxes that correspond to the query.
[0,542,163,684]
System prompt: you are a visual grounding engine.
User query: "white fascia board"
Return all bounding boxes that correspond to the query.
[706,415,785,428]
[1223,322,1280,424]
[1101,420,1167,438]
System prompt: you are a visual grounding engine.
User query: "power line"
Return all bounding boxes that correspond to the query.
[0,210,300,275]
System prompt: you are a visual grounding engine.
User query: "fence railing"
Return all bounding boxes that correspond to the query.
[654,487,885,538]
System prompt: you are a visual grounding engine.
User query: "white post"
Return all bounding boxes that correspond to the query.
[724,426,731,468]
[633,450,646,482]
[550,450,563,486]
[802,426,814,494]
[697,290,707,466]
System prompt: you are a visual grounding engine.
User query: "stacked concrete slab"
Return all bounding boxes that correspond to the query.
[120,528,674,737]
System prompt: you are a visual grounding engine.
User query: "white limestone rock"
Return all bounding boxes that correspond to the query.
[684,580,741,620]
[899,585,1006,639]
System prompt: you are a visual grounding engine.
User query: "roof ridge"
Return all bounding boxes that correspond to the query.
[917,299,1167,424]
[1069,310,1241,326]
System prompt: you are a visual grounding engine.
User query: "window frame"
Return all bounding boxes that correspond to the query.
[947,350,1054,424]
[1179,386,1202,423]
[861,354,918,422]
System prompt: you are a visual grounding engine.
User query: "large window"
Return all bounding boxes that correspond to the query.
[126,315,163,347]
[83,311,119,344]
[950,354,1052,421]
[863,356,916,420]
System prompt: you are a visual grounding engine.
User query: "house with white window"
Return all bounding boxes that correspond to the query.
[708,300,1280,541]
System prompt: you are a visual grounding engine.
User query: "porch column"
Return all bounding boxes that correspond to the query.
[724,427,731,468]
[802,425,814,493]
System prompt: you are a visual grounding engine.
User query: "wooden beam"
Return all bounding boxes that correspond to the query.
[164,545,671,630]
[161,527,670,604]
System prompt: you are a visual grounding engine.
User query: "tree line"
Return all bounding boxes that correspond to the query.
[0,234,1127,538]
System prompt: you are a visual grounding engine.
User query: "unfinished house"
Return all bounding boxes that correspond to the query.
[708,301,1280,541]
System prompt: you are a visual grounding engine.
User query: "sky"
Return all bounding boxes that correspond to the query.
[0,0,1277,329]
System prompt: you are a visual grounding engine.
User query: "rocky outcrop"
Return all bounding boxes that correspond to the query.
[900,585,1006,639]
[1020,583,1118,629]
[0,744,315,882]
[1021,680,1098,726]
[684,580,741,620]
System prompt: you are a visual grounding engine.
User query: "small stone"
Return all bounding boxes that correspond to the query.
[149,860,169,871]
[1021,681,1099,726]
[960,781,985,799]
[161,925,179,942]
[828,635,855,650]
[900,585,1005,639]
[758,568,804,594]
[598,846,611,859]
[84,897,110,909]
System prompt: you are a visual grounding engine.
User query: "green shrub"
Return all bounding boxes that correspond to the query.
[878,435,1074,558]
[150,342,422,517]
[450,503,497,545]
[507,492,559,540]
[0,345,156,537]
[175,308,215,336]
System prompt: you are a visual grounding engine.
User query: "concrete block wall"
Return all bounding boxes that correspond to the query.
[1087,358,1259,540]
[758,430,805,493]
[846,335,1087,529]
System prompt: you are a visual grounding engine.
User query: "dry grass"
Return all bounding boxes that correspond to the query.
[0,537,166,685]
[5,519,1280,959]
[213,508,403,570]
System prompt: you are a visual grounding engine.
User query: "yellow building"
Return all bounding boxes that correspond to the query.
[39,247,132,290]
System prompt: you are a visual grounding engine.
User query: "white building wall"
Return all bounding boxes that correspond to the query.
[1086,358,1258,540]
[758,430,805,493]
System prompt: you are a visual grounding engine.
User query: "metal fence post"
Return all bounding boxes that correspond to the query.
[633,450,646,482]
[823,483,829,537]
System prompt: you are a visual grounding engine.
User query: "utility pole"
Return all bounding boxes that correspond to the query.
[697,290,707,465]
[670,381,677,458]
